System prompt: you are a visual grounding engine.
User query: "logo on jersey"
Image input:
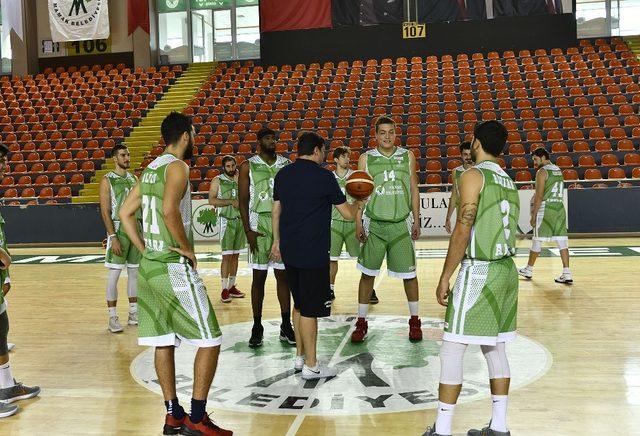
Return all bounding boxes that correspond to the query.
[131,315,550,415]
[375,186,386,195]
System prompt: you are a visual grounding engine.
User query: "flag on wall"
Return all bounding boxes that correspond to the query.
[333,0,403,27]
[1,0,24,43]
[260,0,331,32]
[48,0,110,42]
[128,0,150,35]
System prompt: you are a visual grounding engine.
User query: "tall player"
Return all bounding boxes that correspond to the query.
[351,116,422,343]
[119,113,232,435]
[99,144,141,333]
[444,141,473,234]
[239,128,295,348]
[208,155,246,303]
[425,121,519,436]
[0,144,40,418]
[518,148,572,284]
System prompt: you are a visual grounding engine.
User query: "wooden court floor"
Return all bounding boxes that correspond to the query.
[0,237,639,435]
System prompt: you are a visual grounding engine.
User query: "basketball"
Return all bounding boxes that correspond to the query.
[345,170,375,200]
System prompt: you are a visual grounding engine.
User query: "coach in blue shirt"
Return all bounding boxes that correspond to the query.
[270,131,363,380]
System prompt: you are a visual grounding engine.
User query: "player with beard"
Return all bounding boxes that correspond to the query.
[99,144,141,333]
[238,128,294,348]
[209,155,246,303]
[445,142,474,234]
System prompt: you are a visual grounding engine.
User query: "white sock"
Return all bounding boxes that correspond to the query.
[330,284,335,291]
[435,401,455,435]
[221,278,229,290]
[490,395,508,432]
[129,302,137,313]
[563,267,571,274]
[408,301,419,317]
[358,304,369,318]
[525,264,533,270]
[229,276,236,287]
[0,362,16,389]
[108,307,117,317]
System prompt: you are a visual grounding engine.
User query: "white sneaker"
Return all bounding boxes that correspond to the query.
[128,311,139,326]
[301,362,337,380]
[108,316,124,333]
[7,343,15,352]
[294,355,305,373]
[554,273,573,284]
[517,266,533,279]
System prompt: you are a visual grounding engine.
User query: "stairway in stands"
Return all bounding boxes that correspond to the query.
[73,62,216,203]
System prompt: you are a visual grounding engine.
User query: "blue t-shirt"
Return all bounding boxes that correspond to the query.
[273,158,347,269]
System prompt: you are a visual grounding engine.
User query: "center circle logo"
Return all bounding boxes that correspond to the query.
[192,203,219,238]
[131,315,551,415]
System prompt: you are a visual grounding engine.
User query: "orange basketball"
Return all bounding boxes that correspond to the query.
[346,170,374,200]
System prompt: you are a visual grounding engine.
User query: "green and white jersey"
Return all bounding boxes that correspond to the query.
[466,161,520,261]
[215,174,239,219]
[0,212,7,252]
[248,154,289,229]
[452,165,466,208]
[139,154,193,263]
[332,169,354,222]
[106,171,138,222]
[363,147,412,222]
[541,164,565,208]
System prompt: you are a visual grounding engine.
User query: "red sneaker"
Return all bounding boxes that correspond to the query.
[228,286,245,298]
[182,414,233,436]
[350,317,368,343]
[409,316,423,341]
[163,413,186,435]
[220,289,231,303]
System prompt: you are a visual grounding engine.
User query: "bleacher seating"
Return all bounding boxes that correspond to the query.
[0,63,182,204]
[181,39,639,193]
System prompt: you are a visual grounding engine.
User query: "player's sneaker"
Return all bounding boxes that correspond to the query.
[248,324,263,348]
[554,273,573,284]
[127,311,138,326]
[7,343,15,352]
[422,423,451,436]
[329,288,335,300]
[467,424,511,436]
[228,286,245,298]
[301,362,337,380]
[163,413,186,435]
[108,316,124,333]
[279,324,296,345]
[294,355,305,373]
[370,289,379,304]
[181,413,233,436]
[350,317,368,343]
[409,316,423,341]
[220,289,231,303]
[0,380,40,403]
[0,403,18,418]
[517,266,533,279]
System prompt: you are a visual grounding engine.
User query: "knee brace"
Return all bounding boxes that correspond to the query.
[106,268,122,301]
[556,238,569,250]
[439,341,468,385]
[480,342,511,380]
[530,238,542,253]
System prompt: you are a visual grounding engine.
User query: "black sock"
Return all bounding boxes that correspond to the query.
[164,398,185,419]
[253,316,262,327]
[190,398,207,424]
[281,311,290,326]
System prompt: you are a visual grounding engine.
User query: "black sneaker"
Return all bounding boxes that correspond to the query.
[0,380,40,403]
[370,289,379,304]
[248,324,264,348]
[279,323,296,345]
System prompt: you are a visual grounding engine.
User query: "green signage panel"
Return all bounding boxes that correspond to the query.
[191,0,231,9]
[157,0,188,13]
[237,0,259,5]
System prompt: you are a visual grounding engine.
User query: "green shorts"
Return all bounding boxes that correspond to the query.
[357,215,416,279]
[220,217,246,255]
[330,220,360,260]
[248,212,284,271]
[105,224,142,269]
[137,257,222,348]
[534,201,568,242]
[444,257,518,346]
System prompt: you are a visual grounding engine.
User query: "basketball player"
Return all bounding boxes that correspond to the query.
[238,128,294,348]
[351,116,422,343]
[424,121,519,436]
[208,155,246,303]
[0,144,40,418]
[518,148,572,283]
[119,113,232,435]
[329,147,378,301]
[99,144,140,333]
[444,141,473,234]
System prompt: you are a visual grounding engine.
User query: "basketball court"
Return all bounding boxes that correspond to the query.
[1,236,638,435]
